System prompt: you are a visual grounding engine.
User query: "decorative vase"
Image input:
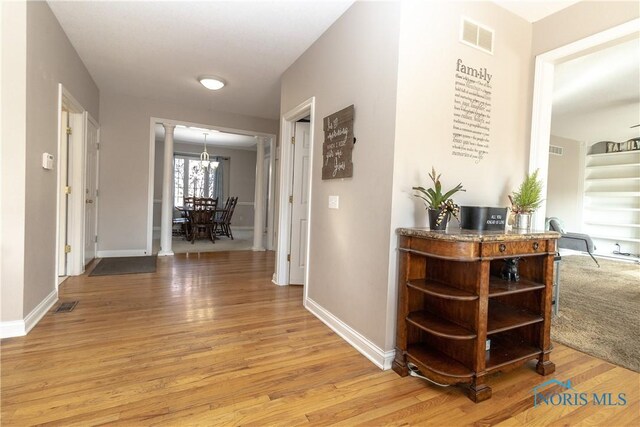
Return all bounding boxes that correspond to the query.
[513,212,532,231]
[428,209,449,231]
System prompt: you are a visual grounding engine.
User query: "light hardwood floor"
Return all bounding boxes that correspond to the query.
[1,251,638,426]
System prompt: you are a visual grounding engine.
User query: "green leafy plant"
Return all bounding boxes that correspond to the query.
[413,167,465,210]
[509,169,544,214]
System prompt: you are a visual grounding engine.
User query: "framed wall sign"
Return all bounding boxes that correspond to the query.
[322,105,355,180]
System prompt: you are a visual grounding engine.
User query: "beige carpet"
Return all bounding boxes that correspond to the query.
[552,254,640,372]
[153,229,254,254]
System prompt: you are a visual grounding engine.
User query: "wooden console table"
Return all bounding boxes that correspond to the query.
[392,228,560,402]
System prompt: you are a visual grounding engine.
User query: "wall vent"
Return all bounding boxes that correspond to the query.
[549,145,564,156]
[460,18,494,55]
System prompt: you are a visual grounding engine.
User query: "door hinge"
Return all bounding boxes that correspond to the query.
[64,245,71,253]
[289,195,293,203]
[66,127,72,135]
[287,254,291,262]
[95,235,98,243]
[96,142,100,150]
[96,189,99,197]
[291,136,295,145]
[64,186,71,194]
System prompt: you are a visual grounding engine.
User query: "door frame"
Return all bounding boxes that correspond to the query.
[146,117,277,255]
[56,84,87,284]
[84,112,100,265]
[528,18,640,230]
[274,97,315,291]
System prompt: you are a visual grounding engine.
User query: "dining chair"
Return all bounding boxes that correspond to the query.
[188,198,218,243]
[214,197,238,239]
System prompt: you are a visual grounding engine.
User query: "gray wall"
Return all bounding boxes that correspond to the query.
[1,1,99,322]
[389,1,533,349]
[23,1,100,316]
[281,1,402,349]
[98,91,277,252]
[153,140,257,228]
[547,136,583,231]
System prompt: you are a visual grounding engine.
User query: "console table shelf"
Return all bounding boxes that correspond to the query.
[407,311,477,340]
[393,228,559,402]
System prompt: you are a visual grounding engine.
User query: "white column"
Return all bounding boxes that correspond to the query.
[158,123,175,256]
[252,137,266,251]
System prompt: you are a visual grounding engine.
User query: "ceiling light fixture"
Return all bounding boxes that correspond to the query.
[198,76,225,90]
[200,133,210,169]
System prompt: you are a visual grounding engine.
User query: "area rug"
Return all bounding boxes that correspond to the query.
[89,256,157,276]
[552,255,640,372]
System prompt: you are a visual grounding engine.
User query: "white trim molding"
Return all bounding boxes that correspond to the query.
[1,289,58,339]
[96,249,149,258]
[305,298,395,370]
[275,97,315,287]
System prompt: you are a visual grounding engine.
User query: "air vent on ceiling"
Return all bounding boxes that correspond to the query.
[460,18,494,55]
[549,145,564,156]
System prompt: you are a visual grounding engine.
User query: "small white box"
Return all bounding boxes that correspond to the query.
[42,153,54,170]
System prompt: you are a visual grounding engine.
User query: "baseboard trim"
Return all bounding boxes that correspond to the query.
[1,288,58,339]
[25,289,58,334]
[96,249,149,258]
[0,321,25,339]
[305,297,394,370]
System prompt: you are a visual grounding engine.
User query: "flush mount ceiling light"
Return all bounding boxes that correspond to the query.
[198,76,225,90]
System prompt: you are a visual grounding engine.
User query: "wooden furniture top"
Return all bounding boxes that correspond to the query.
[397,228,559,242]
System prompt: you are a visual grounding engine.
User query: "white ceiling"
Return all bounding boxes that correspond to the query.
[493,1,580,23]
[551,37,640,144]
[48,1,353,120]
[154,124,257,150]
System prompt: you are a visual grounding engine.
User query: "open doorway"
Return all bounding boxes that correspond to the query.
[147,118,276,255]
[56,85,94,285]
[529,20,640,372]
[275,97,315,288]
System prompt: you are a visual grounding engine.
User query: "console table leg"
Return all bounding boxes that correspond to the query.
[536,359,556,376]
[392,349,409,377]
[466,379,492,402]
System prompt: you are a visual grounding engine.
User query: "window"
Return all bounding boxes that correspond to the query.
[173,155,220,206]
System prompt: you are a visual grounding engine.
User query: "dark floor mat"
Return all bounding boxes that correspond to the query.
[89,256,157,276]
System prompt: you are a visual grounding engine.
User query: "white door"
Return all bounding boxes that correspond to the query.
[289,122,310,285]
[58,110,70,276]
[84,115,99,265]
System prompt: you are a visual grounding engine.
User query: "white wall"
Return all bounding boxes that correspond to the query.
[98,91,277,253]
[281,1,401,350]
[546,135,584,231]
[153,140,257,228]
[1,0,27,323]
[532,1,640,57]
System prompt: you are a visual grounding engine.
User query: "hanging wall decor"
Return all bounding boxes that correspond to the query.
[322,105,355,180]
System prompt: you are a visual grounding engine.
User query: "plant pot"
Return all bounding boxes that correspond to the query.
[513,212,532,231]
[428,209,449,231]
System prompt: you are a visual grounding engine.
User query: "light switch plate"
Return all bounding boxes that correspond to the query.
[328,195,339,209]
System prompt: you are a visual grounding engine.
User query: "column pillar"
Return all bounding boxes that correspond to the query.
[252,137,266,251]
[158,123,175,256]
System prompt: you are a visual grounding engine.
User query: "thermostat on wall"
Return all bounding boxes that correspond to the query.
[42,153,54,170]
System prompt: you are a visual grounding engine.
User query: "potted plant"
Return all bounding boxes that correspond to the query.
[509,169,544,231]
[413,167,465,230]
